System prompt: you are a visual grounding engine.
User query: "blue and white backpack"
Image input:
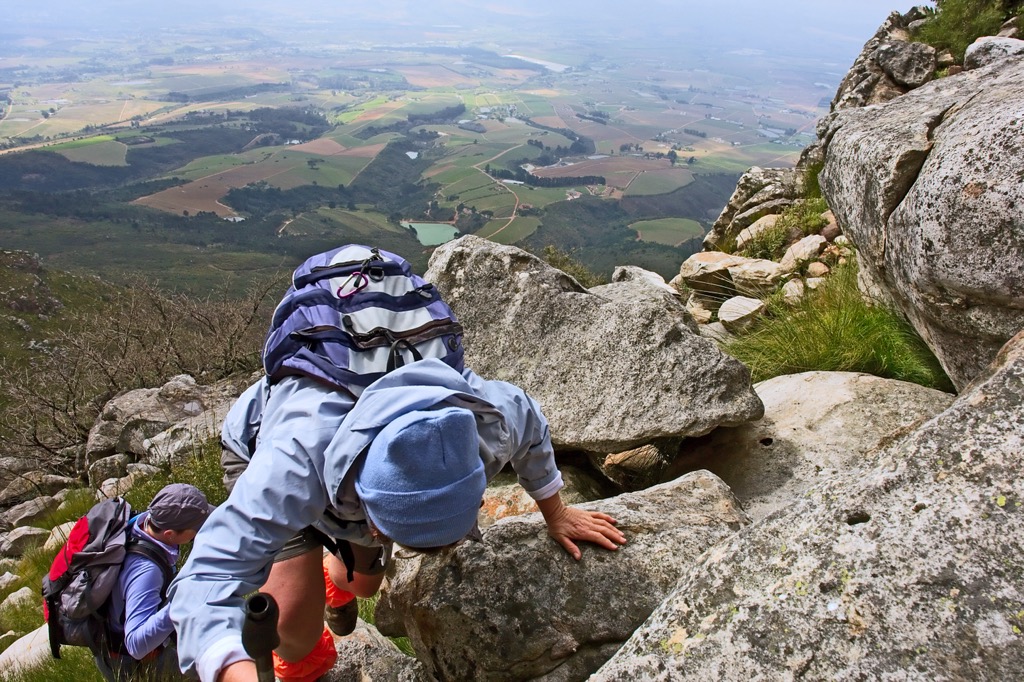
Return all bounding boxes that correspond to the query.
[263,245,465,391]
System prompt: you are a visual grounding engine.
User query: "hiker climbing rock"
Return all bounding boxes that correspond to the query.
[168,245,627,682]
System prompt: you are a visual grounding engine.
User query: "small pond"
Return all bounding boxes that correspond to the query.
[401,221,459,246]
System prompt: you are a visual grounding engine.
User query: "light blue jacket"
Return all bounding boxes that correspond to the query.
[169,359,562,681]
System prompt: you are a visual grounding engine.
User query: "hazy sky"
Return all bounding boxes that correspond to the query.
[7,1,929,63]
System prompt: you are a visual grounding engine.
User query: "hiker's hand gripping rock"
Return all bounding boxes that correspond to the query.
[537,493,626,560]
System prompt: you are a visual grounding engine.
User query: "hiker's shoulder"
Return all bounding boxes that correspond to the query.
[266,375,356,416]
[462,369,535,410]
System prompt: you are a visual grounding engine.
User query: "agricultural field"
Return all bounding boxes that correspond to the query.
[51,137,129,166]
[630,217,705,246]
[135,142,382,216]
[280,206,407,239]
[477,216,541,244]
[0,14,841,287]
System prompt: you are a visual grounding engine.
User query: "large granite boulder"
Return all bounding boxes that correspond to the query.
[665,371,954,520]
[426,237,764,452]
[702,167,802,251]
[829,11,923,112]
[592,331,1024,681]
[84,373,252,468]
[964,36,1024,70]
[0,472,78,508]
[375,471,748,682]
[324,620,432,682]
[0,625,50,678]
[820,56,1024,390]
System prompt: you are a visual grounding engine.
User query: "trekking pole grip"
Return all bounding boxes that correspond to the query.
[242,592,280,682]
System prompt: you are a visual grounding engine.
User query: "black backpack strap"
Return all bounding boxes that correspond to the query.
[307,524,356,584]
[43,593,63,659]
[124,537,175,602]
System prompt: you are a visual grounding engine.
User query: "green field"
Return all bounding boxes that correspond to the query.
[478,216,541,244]
[170,154,252,180]
[0,22,828,292]
[624,170,695,196]
[630,218,705,246]
[49,136,130,166]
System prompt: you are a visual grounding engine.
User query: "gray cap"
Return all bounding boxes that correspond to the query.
[148,483,215,531]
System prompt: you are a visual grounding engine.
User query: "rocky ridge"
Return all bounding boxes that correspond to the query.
[0,8,1022,682]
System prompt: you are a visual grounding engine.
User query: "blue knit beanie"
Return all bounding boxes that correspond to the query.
[356,406,484,548]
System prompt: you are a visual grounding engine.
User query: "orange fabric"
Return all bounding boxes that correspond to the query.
[272,627,338,682]
[323,559,356,608]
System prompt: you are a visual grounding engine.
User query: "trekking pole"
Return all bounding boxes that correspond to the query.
[242,592,280,682]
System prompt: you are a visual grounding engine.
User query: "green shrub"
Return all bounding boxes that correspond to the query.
[38,488,99,530]
[803,159,824,200]
[736,221,791,261]
[778,197,829,237]
[539,245,607,287]
[736,198,828,261]
[914,0,1009,61]
[725,261,955,391]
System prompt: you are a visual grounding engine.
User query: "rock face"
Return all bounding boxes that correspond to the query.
[84,373,251,468]
[829,12,933,111]
[426,237,764,452]
[664,371,954,521]
[324,621,431,682]
[820,56,1024,390]
[702,167,802,251]
[592,332,1024,681]
[964,36,1024,70]
[375,472,749,682]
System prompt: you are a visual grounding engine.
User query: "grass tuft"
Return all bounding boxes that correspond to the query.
[737,221,791,261]
[356,593,416,656]
[538,245,607,288]
[725,261,955,391]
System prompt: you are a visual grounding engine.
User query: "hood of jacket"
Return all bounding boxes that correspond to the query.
[321,358,506,505]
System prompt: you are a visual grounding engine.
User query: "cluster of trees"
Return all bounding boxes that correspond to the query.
[245,106,331,139]
[164,82,290,103]
[224,181,351,217]
[576,111,609,125]
[407,103,466,126]
[682,128,708,138]
[521,118,596,156]
[316,72,411,93]
[458,121,486,134]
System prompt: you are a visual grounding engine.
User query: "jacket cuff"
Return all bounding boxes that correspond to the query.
[197,635,250,682]
[525,471,563,501]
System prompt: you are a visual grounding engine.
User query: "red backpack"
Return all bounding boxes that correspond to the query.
[40,497,172,660]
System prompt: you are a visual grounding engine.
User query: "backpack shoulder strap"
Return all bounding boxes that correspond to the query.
[124,536,175,601]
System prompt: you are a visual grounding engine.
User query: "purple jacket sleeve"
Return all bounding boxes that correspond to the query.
[119,552,174,659]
